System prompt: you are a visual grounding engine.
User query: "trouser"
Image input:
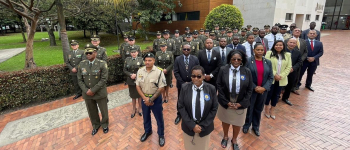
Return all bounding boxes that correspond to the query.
[292,68,301,90]
[298,61,317,87]
[142,95,164,137]
[282,71,298,100]
[177,87,182,117]
[265,81,283,107]
[244,91,268,130]
[71,75,82,95]
[85,97,109,129]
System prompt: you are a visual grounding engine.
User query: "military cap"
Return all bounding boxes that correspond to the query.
[163,29,170,34]
[233,27,238,30]
[227,30,233,33]
[204,29,210,33]
[70,40,79,45]
[128,35,135,41]
[185,27,190,31]
[193,30,199,34]
[143,53,155,60]
[91,35,100,41]
[279,24,288,30]
[274,23,281,27]
[159,41,167,47]
[174,29,180,33]
[156,31,161,35]
[247,25,252,28]
[130,47,138,53]
[214,24,219,27]
[199,28,204,32]
[209,31,216,36]
[84,44,98,52]
[264,25,270,28]
[220,27,226,31]
[252,27,259,31]
[186,32,193,37]
[241,27,247,32]
[123,34,128,38]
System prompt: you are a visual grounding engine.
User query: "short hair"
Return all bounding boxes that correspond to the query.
[308,29,317,34]
[287,38,297,43]
[219,38,227,41]
[183,44,191,48]
[254,42,264,49]
[226,49,248,65]
[246,33,254,39]
[191,65,205,75]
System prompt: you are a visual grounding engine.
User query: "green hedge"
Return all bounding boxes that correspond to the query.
[0,55,124,111]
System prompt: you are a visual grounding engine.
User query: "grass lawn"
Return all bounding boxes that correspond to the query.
[0,31,154,72]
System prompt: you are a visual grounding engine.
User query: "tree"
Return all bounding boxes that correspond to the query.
[204,4,244,31]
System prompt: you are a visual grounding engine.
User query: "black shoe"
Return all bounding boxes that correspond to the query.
[170,84,173,88]
[92,126,100,135]
[131,109,137,118]
[242,128,248,134]
[291,90,300,95]
[140,131,152,142]
[283,99,293,106]
[305,86,314,92]
[174,115,181,125]
[107,98,109,103]
[73,94,82,100]
[138,112,143,116]
[159,137,165,147]
[232,141,240,150]
[163,99,168,103]
[296,86,300,90]
[252,128,260,136]
[103,127,109,133]
[221,138,228,148]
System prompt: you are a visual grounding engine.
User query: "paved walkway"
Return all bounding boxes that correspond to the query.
[0,30,349,149]
[0,48,25,63]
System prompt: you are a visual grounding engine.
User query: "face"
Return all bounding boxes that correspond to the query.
[233,30,238,33]
[310,23,316,29]
[254,45,265,57]
[232,37,239,45]
[182,45,191,56]
[308,31,317,39]
[71,44,79,50]
[144,57,155,68]
[241,31,246,36]
[130,51,138,58]
[91,40,100,46]
[163,34,169,39]
[210,35,216,40]
[265,28,270,33]
[124,38,128,42]
[274,42,284,53]
[205,32,209,37]
[175,33,179,37]
[215,27,219,30]
[253,31,258,35]
[293,28,301,37]
[290,23,296,31]
[186,36,192,42]
[157,35,161,39]
[220,30,225,34]
[160,46,167,52]
[271,26,278,34]
[200,31,204,35]
[193,33,198,38]
[280,29,287,34]
[247,35,255,43]
[128,40,135,45]
[231,54,242,68]
[259,30,265,38]
[287,39,297,49]
[227,32,233,37]
[219,38,227,47]
[205,39,214,49]
[191,69,204,86]
[85,51,96,61]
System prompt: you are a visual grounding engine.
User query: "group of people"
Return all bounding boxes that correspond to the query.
[66,21,324,150]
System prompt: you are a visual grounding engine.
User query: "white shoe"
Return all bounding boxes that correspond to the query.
[265,114,270,118]
[271,115,276,120]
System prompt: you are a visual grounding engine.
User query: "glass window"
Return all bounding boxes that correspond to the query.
[306,14,311,20]
[336,16,350,29]
[334,0,343,15]
[316,15,320,21]
[324,0,336,16]
[176,11,200,21]
[340,0,350,15]
[286,13,293,21]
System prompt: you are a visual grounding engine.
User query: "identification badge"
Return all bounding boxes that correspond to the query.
[241,75,246,81]
[204,94,210,101]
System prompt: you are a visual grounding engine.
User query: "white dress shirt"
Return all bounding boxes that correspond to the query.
[265,33,284,50]
[242,41,256,58]
[229,65,241,94]
[192,84,205,121]
[206,49,213,60]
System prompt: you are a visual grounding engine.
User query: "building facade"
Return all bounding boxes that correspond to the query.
[323,0,350,30]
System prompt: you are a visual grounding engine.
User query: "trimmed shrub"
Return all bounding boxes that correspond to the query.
[204,4,244,30]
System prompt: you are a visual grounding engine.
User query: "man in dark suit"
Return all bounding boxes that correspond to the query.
[198,39,222,88]
[298,30,323,91]
[213,38,233,66]
[173,44,199,125]
[255,29,269,53]
[227,36,246,51]
[281,38,302,106]
[301,22,321,41]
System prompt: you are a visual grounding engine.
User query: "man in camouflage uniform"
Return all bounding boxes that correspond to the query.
[209,31,220,47]
[160,29,176,53]
[217,27,227,41]
[192,30,204,50]
[264,25,271,35]
[121,35,142,60]
[226,29,234,45]
[172,29,183,59]
[252,27,260,38]
[153,31,162,54]
[181,27,190,42]
[91,35,108,61]
[182,33,200,56]
[239,28,248,44]
[246,25,253,34]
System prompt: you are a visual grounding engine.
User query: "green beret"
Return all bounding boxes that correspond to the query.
[84,44,97,52]
[143,53,155,60]
[70,40,79,45]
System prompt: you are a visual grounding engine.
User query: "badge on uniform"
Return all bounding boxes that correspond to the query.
[82,68,87,75]
[69,55,71,59]
[76,55,81,58]
[158,56,162,59]
[126,51,130,55]
[213,57,216,60]
[167,55,169,57]
[192,46,195,49]
[204,94,210,101]
[241,75,246,81]
[93,70,100,73]
[137,62,140,65]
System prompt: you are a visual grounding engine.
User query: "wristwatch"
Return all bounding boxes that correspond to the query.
[149,98,152,103]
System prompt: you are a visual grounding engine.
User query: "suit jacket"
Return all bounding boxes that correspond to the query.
[197,49,222,79]
[284,38,308,61]
[174,55,200,88]
[286,48,303,72]
[216,65,253,109]
[265,51,292,86]
[305,39,323,66]
[255,37,269,51]
[226,44,246,51]
[213,46,233,66]
[301,29,321,41]
[246,57,274,91]
[178,82,218,137]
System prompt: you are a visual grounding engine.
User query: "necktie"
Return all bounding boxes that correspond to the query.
[250,44,253,56]
[231,69,238,98]
[89,62,92,69]
[274,35,276,43]
[185,57,189,65]
[195,89,201,121]
[261,38,266,52]
[207,50,211,63]
[222,49,225,62]
[297,38,300,49]
[311,40,314,51]
[234,45,236,50]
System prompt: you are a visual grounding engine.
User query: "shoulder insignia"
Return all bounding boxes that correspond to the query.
[157,67,163,71]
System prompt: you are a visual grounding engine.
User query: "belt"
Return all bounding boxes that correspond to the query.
[144,94,153,97]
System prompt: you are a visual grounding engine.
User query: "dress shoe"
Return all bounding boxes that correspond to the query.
[242,128,248,134]
[103,127,109,133]
[131,109,137,118]
[73,94,82,100]
[138,112,143,116]
[305,86,314,92]
[140,131,152,142]
[271,115,276,120]
[291,90,300,95]
[91,126,100,135]
[163,99,168,103]
[265,114,270,118]
[174,115,181,125]
[159,137,165,147]
[231,141,240,150]
[252,128,260,136]
[296,86,300,90]
[221,138,228,148]
[283,99,293,106]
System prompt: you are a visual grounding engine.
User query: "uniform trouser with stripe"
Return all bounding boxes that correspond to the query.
[142,95,164,137]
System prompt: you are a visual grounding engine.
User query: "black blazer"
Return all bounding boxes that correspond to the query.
[178,82,218,137]
[288,48,303,71]
[198,49,222,79]
[173,55,199,89]
[216,65,253,109]
[246,57,274,91]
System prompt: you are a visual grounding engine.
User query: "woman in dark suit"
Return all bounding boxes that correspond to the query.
[242,43,274,136]
[178,65,218,150]
[216,50,253,150]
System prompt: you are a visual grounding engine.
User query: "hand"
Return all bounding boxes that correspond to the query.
[228,102,235,109]
[307,57,315,62]
[205,75,211,81]
[163,69,167,74]
[130,74,136,80]
[290,68,294,73]
[143,98,153,106]
[274,75,281,81]
[256,87,266,94]
[233,103,241,109]
[72,68,77,73]
[86,89,94,96]
[193,125,202,133]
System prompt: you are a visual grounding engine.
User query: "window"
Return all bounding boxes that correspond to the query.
[316,15,320,21]
[176,11,200,21]
[160,14,172,21]
[285,13,293,21]
[306,14,311,20]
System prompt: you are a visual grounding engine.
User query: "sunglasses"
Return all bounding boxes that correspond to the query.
[231,58,242,61]
[183,48,191,51]
[85,52,93,55]
[191,75,202,79]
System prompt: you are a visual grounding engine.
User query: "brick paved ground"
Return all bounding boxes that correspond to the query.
[0,30,349,150]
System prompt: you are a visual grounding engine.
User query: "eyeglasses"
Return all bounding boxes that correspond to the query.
[191,75,202,79]
[183,48,191,51]
[85,52,93,55]
[231,58,242,61]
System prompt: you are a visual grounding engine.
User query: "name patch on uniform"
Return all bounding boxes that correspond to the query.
[82,68,87,75]
[204,94,210,101]
[93,70,100,73]
[241,75,246,81]
[76,55,81,58]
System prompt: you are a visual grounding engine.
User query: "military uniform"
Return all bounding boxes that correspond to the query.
[209,32,220,47]
[124,56,144,98]
[181,27,190,42]
[155,42,174,86]
[239,27,248,44]
[192,30,204,50]
[246,25,253,34]
[153,31,162,53]
[217,27,227,41]
[136,53,166,142]
[252,27,260,38]
[264,25,271,35]
[77,44,109,133]
[279,24,292,40]
[172,30,183,57]
[122,45,142,60]
[91,35,108,61]
[66,40,85,97]
[118,34,129,52]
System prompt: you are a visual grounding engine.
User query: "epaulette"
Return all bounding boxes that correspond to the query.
[81,60,88,62]
[157,67,163,71]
